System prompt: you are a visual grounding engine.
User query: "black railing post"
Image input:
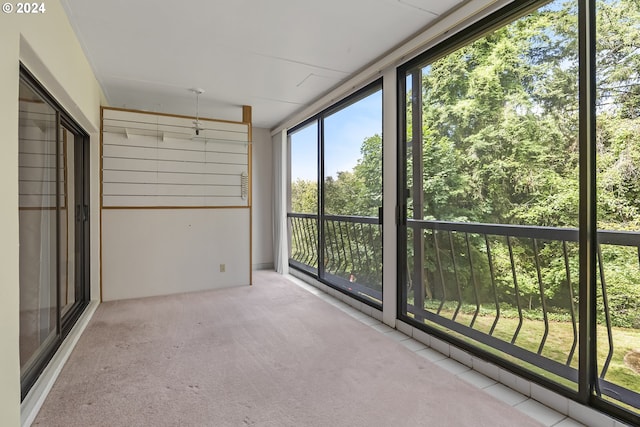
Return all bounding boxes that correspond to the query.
[485,235,500,336]
[596,245,614,383]
[449,232,463,321]
[533,239,549,355]
[466,233,481,329]
[507,236,524,344]
[305,217,314,266]
[434,231,447,315]
[563,241,578,366]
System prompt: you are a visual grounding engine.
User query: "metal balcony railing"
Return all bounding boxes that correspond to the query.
[288,212,382,305]
[410,219,640,408]
[288,212,640,409]
[288,213,320,273]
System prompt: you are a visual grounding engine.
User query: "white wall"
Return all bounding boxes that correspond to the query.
[0,1,104,423]
[252,128,274,270]
[102,209,250,300]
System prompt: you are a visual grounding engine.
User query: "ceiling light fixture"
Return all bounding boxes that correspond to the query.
[189,88,205,136]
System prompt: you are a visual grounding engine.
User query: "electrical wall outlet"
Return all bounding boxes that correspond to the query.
[220,264,225,273]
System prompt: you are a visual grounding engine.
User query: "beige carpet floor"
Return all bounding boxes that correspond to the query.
[34,271,543,427]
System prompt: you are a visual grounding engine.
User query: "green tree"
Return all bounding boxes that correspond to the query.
[324,171,365,215]
[352,134,382,217]
[290,178,317,214]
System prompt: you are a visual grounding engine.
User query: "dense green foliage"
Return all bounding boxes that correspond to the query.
[290,134,382,217]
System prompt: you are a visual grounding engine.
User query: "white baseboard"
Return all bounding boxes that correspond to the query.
[252,263,274,270]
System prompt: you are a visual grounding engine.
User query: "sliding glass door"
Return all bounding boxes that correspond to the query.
[322,89,383,304]
[397,0,640,423]
[288,122,319,275]
[288,81,383,308]
[19,66,90,398]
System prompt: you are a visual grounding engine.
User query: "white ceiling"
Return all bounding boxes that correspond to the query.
[61,0,468,129]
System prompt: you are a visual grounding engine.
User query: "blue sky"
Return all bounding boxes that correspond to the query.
[290,90,382,181]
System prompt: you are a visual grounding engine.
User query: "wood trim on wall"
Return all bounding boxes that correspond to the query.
[99,107,104,302]
[243,105,253,207]
[103,106,247,126]
[101,205,251,210]
[243,105,253,286]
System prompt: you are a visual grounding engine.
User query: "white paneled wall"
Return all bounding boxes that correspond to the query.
[102,108,249,208]
[101,108,252,300]
[101,208,250,300]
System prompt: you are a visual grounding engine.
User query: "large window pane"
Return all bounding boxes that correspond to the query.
[323,89,382,305]
[595,0,640,415]
[402,0,580,391]
[288,122,319,273]
[287,82,383,308]
[19,80,59,375]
